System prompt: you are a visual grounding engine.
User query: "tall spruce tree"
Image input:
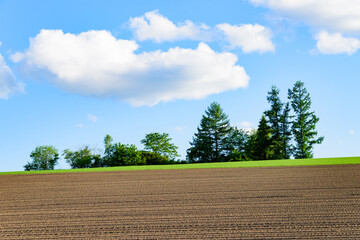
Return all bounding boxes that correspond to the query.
[187,102,232,163]
[224,127,249,161]
[252,115,272,160]
[265,86,283,159]
[265,85,293,159]
[288,81,324,159]
[280,102,293,159]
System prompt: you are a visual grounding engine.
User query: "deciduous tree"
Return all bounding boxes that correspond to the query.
[141,132,179,160]
[63,146,101,169]
[24,145,59,171]
[103,135,145,166]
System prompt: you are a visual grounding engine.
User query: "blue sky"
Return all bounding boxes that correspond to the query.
[1,0,360,171]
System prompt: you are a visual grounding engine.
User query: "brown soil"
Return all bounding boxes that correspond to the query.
[0,164,359,239]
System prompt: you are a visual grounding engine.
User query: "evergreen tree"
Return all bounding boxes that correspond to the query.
[280,102,292,159]
[187,102,232,163]
[224,127,249,161]
[265,86,283,159]
[243,129,257,160]
[252,115,272,160]
[288,81,324,159]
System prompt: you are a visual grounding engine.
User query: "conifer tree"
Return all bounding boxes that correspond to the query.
[288,81,324,159]
[252,115,272,160]
[224,127,249,161]
[187,102,232,162]
[265,86,293,159]
[280,102,292,159]
[265,86,283,159]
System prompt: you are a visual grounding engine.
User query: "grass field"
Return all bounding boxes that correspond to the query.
[1,156,359,175]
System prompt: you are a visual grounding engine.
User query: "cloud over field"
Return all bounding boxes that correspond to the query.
[250,0,360,34]
[129,10,212,42]
[251,0,360,54]
[315,31,360,55]
[13,30,249,106]
[129,10,275,53]
[0,51,24,99]
[216,23,275,53]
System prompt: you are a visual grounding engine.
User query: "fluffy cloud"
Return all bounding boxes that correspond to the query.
[0,51,24,99]
[315,31,360,55]
[250,0,360,34]
[238,121,254,132]
[13,30,249,106]
[217,23,275,53]
[129,10,211,42]
[129,10,275,53]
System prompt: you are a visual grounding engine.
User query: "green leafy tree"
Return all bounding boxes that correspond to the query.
[139,151,172,165]
[63,146,101,169]
[24,145,59,171]
[252,115,272,160]
[187,102,232,163]
[103,134,113,165]
[103,135,145,166]
[288,81,324,158]
[141,132,179,160]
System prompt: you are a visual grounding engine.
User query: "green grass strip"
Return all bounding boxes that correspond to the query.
[1,156,360,175]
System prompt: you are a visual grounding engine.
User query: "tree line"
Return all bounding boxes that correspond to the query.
[24,133,183,171]
[24,81,323,171]
[187,81,324,162]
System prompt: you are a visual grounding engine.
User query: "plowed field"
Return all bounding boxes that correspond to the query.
[1,164,359,239]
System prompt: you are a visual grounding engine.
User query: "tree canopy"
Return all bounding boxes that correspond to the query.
[187,102,232,162]
[141,132,179,160]
[24,145,59,171]
[288,81,324,158]
[63,146,101,169]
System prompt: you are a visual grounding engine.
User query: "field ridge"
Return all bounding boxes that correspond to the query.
[1,156,360,175]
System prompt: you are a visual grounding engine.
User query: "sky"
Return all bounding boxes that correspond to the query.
[1,0,360,171]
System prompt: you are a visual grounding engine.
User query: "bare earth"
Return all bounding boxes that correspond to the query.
[0,164,359,239]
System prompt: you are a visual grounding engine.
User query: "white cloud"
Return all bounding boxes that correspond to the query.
[87,114,98,123]
[238,121,254,132]
[129,10,275,54]
[250,0,360,34]
[350,130,355,135]
[240,121,253,128]
[13,29,249,106]
[217,23,275,53]
[129,10,211,42]
[0,51,25,99]
[315,31,360,55]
